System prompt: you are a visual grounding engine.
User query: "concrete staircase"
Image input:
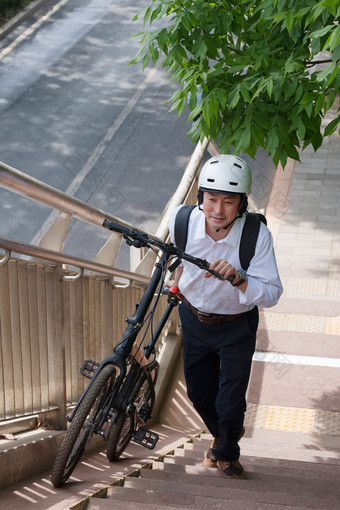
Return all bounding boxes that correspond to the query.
[86,428,340,510]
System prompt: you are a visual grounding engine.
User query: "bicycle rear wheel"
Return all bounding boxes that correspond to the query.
[106,359,159,461]
[51,364,116,487]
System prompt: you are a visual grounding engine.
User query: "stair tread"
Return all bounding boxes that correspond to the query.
[199,429,340,450]
[123,477,337,509]
[154,460,340,484]
[193,436,340,453]
[140,465,340,498]
[87,499,188,510]
[163,453,340,478]
[106,486,316,510]
[172,445,340,465]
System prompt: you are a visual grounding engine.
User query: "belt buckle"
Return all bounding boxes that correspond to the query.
[197,311,210,323]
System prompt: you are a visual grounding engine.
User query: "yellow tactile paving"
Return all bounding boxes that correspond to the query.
[327,316,340,335]
[259,311,340,336]
[245,403,340,437]
[264,406,314,434]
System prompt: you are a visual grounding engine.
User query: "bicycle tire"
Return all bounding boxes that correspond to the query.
[106,359,159,461]
[51,364,116,487]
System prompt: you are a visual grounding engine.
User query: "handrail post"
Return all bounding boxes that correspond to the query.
[46,265,67,429]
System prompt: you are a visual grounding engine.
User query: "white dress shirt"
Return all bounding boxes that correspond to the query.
[169,205,283,314]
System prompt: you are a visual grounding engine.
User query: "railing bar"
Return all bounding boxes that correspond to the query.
[0,237,149,286]
[18,262,33,414]
[37,266,49,410]
[0,161,161,242]
[0,249,10,265]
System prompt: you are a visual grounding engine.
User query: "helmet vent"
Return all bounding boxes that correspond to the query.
[229,181,238,186]
[207,178,215,182]
[234,163,242,169]
[210,160,218,164]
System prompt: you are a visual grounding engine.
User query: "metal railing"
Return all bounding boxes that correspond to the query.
[0,138,212,430]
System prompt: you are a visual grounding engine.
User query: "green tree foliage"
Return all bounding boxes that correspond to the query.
[0,1,33,25]
[131,0,340,168]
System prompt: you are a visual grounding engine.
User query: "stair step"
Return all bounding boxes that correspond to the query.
[194,433,340,453]
[123,476,337,509]
[140,465,340,499]
[87,498,187,510]
[173,444,340,465]
[199,429,340,451]
[153,459,340,485]
[105,485,314,510]
[163,452,340,479]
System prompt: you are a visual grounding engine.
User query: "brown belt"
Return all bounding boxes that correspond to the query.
[183,297,248,324]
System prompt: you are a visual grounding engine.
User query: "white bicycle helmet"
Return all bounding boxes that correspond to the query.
[199,154,252,196]
[198,155,252,220]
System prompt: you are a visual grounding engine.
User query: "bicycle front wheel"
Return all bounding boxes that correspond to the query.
[51,364,116,487]
[106,359,159,461]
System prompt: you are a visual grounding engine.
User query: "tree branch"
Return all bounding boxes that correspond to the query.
[304,59,333,68]
[226,46,244,56]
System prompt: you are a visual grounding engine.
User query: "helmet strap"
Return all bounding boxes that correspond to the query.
[216,214,241,232]
[217,196,248,232]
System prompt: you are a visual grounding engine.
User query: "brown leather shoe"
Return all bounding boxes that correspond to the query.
[201,427,245,468]
[201,437,218,468]
[217,459,247,480]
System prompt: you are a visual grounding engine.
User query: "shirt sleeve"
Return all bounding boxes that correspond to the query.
[238,226,283,308]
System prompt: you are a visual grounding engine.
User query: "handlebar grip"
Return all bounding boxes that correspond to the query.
[209,269,224,280]
[209,271,235,282]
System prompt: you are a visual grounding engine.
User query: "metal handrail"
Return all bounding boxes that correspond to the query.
[0,160,162,243]
[0,236,150,286]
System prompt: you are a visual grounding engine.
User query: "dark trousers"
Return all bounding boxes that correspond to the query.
[179,301,258,462]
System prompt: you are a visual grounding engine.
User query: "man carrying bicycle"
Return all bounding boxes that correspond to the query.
[167,154,283,480]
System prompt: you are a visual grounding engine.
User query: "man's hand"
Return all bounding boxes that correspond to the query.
[204,259,236,281]
[205,259,248,292]
[164,266,183,289]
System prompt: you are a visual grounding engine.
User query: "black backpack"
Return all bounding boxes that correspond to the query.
[174,205,267,271]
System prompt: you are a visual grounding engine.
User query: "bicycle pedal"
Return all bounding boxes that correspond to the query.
[133,427,159,450]
[80,358,100,379]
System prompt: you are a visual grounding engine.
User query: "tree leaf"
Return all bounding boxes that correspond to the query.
[228,87,240,110]
[209,93,220,119]
[324,116,340,136]
[324,90,337,113]
[315,94,324,116]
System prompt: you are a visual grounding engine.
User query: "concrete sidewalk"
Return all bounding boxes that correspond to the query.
[246,108,340,437]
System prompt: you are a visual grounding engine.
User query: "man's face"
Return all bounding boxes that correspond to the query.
[203,191,241,232]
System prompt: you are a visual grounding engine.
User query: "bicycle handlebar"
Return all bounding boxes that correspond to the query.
[103,219,235,282]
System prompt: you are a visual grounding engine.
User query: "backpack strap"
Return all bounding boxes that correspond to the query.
[239,212,265,271]
[174,205,197,251]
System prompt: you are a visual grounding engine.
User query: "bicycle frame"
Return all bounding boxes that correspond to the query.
[68,248,174,425]
[68,217,225,428]
[50,219,227,487]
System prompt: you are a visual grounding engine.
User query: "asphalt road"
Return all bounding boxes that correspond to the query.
[0,0,276,267]
[0,0,195,262]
